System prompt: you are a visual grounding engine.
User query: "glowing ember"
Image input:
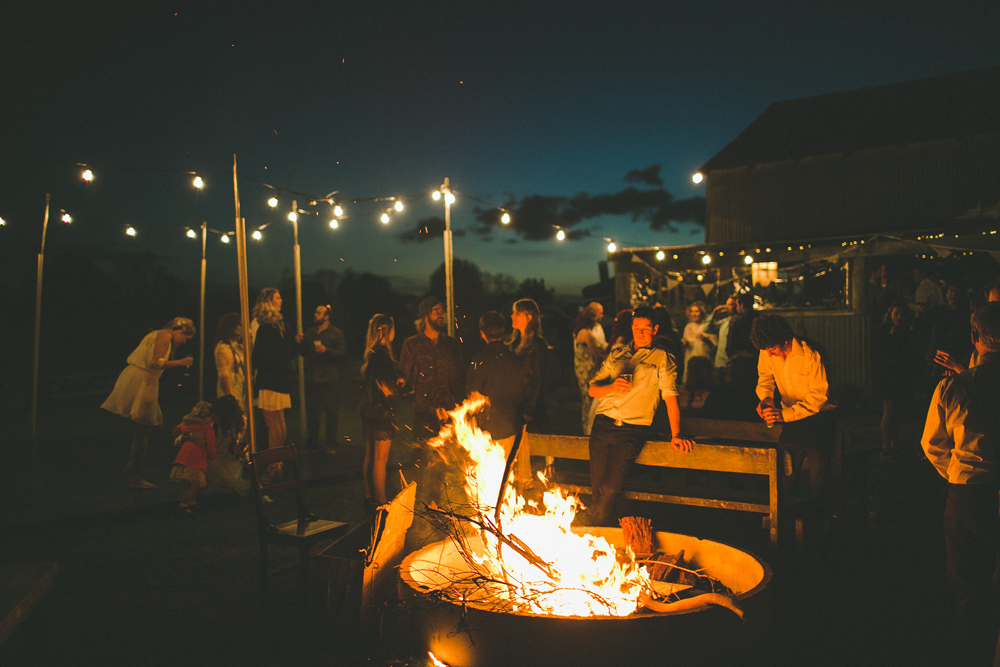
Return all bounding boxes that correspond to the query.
[428,652,448,667]
[424,396,648,617]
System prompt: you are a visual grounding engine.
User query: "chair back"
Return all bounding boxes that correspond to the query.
[250,447,305,532]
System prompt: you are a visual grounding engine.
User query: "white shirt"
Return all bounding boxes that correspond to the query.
[591,344,679,426]
[755,338,835,422]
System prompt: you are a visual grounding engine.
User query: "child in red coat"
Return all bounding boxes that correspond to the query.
[170,395,245,514]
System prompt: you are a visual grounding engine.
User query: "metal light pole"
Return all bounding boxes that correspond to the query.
[233,156,256,455]
[30,193,51,445]
[441,178,455,337]
[198,222,207,401]
[290,201,308,440]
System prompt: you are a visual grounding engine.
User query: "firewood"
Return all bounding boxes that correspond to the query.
[638,590,744,619]
[619,516,654,556]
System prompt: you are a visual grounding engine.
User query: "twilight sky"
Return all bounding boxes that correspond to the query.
[2,0,998,297]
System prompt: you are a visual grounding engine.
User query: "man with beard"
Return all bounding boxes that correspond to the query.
[299,304,345,452]
[398,296,464,442]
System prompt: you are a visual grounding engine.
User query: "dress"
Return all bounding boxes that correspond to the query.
[681,321,715,384]
[251,320,294,410]
[101,330,171,427]
[359,347,399,442]
[214,340,246,411]
[574,324,606,435]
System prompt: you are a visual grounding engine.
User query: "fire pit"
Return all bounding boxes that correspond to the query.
[399,398,772,666]
[399,529,771,667]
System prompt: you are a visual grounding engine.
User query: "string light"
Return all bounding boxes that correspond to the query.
[444,192,456,205]
[287,211,298,222]
[745,255,754,264]
[556,230,566,241]
[333,205,343,217]
[432,190,442,201]
[252,230,262,241]
[82,168,94,182]
[61,212,72,224]
[501,212,511,224]
[186,229,197,239]
[607,241,617,252]
[0,217,7,226]
[655,250,665,261]
[125,225,136,237]
[268,196,279,208]
[394,200,404,212]
[329,219,339,229]
[692,172,704,184]
[701,254,712,265]
[220,234,231,244]
[193,175,204,189]
[380,212,390,224]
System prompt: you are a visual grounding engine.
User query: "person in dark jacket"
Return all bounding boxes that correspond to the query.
[300,304,346,452]
[251,288,296,455]
[725,292,759,358]
[467,311,526,455]
[359,314,400,510]
[875,302,919,460]
[510,298,550,433]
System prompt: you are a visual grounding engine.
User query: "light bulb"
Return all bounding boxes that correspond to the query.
[268,196,279,208]
[193,176,204,189]
[288,211,298,222]
[394,200,404,212]
[221,234,231,244]
[745,255,754,265]
[61,213,72,224]
[692,172,704,184]
[656,250,665,261]
[701,254,712,265]
[501,212,511,224]
[333,205,343,217]
[556,230,566,241]
[0,217,6,226]
[444,192,455,205]
[252,230,262,241]
[126,226,136,237]
[607,242,617,252]
[432,191,442,201]
[380,212,390,224]
[329,219,339,229]
[186,229,197,239]
[82,169,94,182]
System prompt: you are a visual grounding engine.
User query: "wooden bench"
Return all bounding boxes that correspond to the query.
[515,418,792,546]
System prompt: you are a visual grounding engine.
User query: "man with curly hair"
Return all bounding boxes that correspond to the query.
[751,314,836,498]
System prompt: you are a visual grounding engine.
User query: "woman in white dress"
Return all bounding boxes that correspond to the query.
[681,301,716,385]
[102,317,195,488]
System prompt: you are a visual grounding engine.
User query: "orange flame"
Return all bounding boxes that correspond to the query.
[425,396,648,617]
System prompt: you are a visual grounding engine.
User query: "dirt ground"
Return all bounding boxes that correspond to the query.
[0,393,966,666]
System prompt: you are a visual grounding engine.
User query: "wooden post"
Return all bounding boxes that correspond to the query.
[442,178,455,337]
[30,193,51,447]
[198,222,207,402]
[233,157,256,454]
[292,201,307,441]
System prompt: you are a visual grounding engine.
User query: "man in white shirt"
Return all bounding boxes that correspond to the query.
[752,315,836,497]
[706,296,736,384]
[586,306,693,526]
[921,302,1000,666]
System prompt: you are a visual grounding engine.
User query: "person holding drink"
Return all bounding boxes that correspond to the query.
[585,306,693,526]
[751,315,836,498]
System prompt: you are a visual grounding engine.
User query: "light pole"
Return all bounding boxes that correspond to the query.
[434,178,457,337]
[289,202,308,441]
[232,156,256,455]
[30,194,52,445]
[198,222,207,401]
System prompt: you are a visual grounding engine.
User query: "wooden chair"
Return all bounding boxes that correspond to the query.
[250,446,349,603]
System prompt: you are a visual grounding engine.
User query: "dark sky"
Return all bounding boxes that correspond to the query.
[2,0,998,297]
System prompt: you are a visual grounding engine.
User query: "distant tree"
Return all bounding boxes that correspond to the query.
[515,278,555,306]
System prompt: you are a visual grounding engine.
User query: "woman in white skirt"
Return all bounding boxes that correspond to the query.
[251,289,298,471]
[102,317,195,488]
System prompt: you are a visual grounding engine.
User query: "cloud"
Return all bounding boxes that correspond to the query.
[397,216,467,243]
[624,165,663,187]
[473,165,705,241]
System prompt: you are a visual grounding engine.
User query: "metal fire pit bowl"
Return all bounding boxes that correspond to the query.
[399,527,771,667]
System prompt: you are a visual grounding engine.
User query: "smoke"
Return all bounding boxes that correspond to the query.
[397,216,468,243]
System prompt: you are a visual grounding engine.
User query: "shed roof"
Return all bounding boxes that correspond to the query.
[700,65,1000,173]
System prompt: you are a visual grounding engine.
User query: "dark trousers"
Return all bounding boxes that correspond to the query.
[305,380,339,448]
[943,484,1000,666]
[588,414,649,527]
[779,409,836,497]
